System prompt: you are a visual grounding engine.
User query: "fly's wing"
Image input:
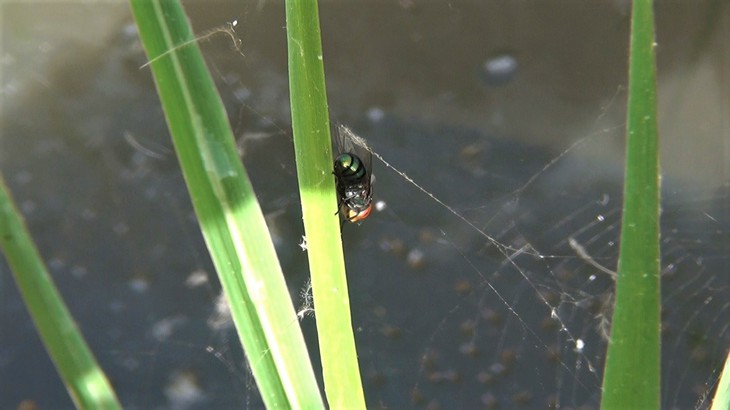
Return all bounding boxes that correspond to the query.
[334,123,355,155]
[335,123,373,185]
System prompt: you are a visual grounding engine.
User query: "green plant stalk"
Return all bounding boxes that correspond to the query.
[0,175,122,410]
[711,348,730,410]
[129,1,323,408]
[285,0,366,408]
[601,0,661,408]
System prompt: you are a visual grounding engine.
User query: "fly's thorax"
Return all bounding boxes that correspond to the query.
[343,185,372,210]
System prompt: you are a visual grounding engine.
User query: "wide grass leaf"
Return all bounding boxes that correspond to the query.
[129,0,323,407]
[601,0,661,408]
[0,175,122,409]
[285,0,366,408]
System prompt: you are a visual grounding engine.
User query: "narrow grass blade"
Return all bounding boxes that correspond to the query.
[129,1,323,408]
[601,0,661,408]
[711,348,730,410]
[0,175,122,410]
[285,1,366,408]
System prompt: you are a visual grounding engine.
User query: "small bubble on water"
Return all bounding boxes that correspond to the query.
[481,393,498,408]
[164,370,204,408]
[151,316,185,341]
[122,22,138,37]
[185,270,209,288]
[20,200,36,214]
[71,265,88,278]
[129,277,149,293]
[480,52,518,86]
[379,236,405,255]
[489,362,507,376]
[407,248,426,269]
[48,257,65,271]
[1,80,19,96]
[14,170,32,185]
[367,107,385,123]
[208,292,233,331]
[113,222,129,235]
[233,86,251,102]
[81,208,97,221]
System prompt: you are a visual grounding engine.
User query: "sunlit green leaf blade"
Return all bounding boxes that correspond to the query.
[601,0,661,408]
[285,0,366,408]
[0,175,121,410]
[129,1,323,408]
[712,348,730,410]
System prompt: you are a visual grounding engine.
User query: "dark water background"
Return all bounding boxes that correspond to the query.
[1,1,728,409]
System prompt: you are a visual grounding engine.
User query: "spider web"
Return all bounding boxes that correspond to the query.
[0,1,728,409]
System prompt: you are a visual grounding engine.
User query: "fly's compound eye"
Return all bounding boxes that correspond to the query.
[346,202,373,223]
